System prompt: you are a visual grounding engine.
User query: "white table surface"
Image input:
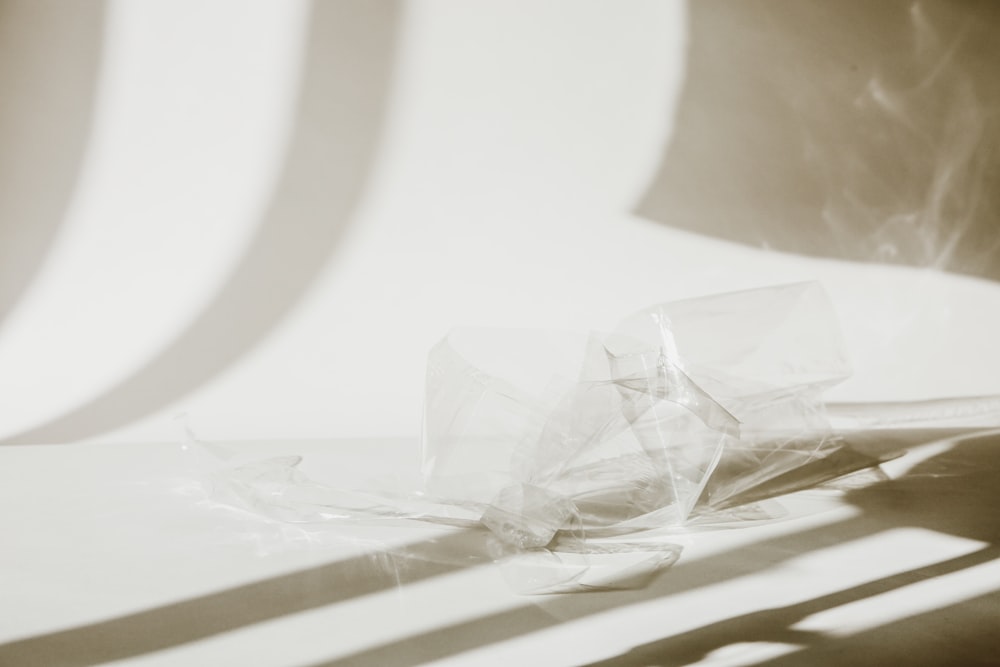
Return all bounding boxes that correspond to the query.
[3,432,999,667]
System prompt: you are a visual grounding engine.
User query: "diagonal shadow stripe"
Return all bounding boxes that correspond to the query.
[1,0,400,445]
[0,528,491,667]
[0,436,898,667]
[6,436,993,666]
[312,516,885,667]
[745,587,1000,666]
[0,0,106,325]
[315,432,1000,667]
[582,545,1000,667]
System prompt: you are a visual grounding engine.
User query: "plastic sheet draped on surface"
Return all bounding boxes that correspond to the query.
[214,282,887,593]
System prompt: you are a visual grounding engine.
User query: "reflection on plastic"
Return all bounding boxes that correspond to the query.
[211,283,904,594]
[424,282,850,531]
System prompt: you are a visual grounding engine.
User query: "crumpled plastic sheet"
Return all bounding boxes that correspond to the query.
[205,282,929,594]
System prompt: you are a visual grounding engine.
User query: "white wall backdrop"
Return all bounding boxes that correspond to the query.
[1,0,998,444]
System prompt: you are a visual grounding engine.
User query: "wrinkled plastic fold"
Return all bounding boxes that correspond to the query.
[423,283,851,540]
[212,282,892,594]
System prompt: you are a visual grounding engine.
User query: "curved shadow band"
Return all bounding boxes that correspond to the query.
[2,0,400,445]
[636,0,1000,280]
[0,0,106,324]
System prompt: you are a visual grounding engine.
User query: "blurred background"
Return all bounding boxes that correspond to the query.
[0,0,997,445]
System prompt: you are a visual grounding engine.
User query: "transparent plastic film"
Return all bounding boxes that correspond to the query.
[214,455,481,527]
[203,282,1000,594]
[419,282,873,591]
[423,326,738,544]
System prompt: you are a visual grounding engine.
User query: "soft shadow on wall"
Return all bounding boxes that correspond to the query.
[636,0,1000,280]
[0,0,400,445]
[0,0,105,324]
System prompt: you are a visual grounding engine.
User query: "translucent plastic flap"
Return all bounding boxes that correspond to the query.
[210,282,902,593]
[423,282,852,540]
